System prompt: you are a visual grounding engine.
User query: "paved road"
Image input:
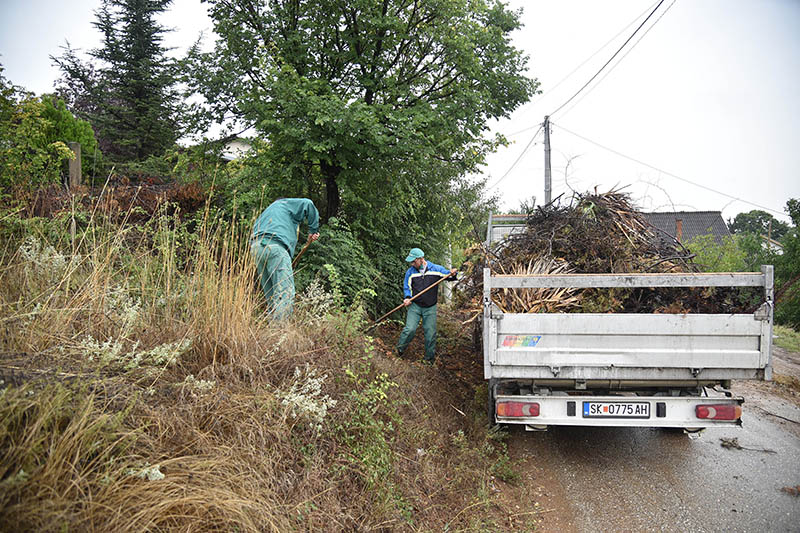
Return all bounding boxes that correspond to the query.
[509,353,800,532]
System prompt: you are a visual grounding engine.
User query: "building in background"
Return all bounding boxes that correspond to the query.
[643,211,730,245]
[220,137,252,162]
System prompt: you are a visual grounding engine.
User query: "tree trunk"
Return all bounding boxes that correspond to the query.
[321,160,340,221]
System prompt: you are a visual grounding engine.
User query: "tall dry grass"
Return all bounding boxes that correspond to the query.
[0,197,534,532]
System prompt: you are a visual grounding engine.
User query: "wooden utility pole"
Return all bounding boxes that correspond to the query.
[68,142,81,189]
[543,116,551,205]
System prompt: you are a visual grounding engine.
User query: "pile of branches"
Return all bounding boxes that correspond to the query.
[458,191,761,315]
[30,177,206,223]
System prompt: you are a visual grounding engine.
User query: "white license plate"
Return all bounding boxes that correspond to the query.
[583,401,650,419]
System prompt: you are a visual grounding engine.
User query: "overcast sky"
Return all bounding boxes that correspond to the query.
[1,0,798,222]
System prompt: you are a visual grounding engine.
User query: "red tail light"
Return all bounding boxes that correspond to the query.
[496,401,540,417]
[695,404,741,420]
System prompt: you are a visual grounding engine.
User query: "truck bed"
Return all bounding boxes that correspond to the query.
[482,214,773,429]
[484,269,773,383]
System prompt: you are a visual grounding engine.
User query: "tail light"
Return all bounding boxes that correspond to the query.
[695,404,741,420]
[496,401,540,417]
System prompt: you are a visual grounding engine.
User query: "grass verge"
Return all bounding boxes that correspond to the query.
[0,202,534,531]
[774,325,800,353]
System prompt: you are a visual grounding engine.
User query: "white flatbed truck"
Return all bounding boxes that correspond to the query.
[484,214,773,430]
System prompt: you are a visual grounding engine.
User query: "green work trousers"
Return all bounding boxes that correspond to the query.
[251,239,294,321]
[397,302,438,362]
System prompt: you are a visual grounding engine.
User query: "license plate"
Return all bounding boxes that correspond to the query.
[583,401,650,419]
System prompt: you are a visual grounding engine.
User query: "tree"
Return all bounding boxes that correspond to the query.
[0,67,98,202]
[40,95,101,179]
[191,0,538,220]
[685,234,748,273]
[728,209,790,240]
[774,198,800,328]
[53,0,182,165]
[0,66,14,125]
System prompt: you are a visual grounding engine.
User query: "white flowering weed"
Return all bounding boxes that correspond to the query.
[104,285,141,336]
[278,363,337,432]
[19,236,69,281]
[141,339,192,367]
[81,336,192,370]
[294,279,337,325]
[127,462,165,481]
[182,374,216,394]
[81,335,127,365]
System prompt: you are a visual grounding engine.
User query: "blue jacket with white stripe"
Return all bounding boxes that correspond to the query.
[402,260,454,307]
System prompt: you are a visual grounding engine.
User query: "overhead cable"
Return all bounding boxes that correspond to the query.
[559,0,677,120]
[549,0,666,118]
[487,123,544,190]
[552,122,788,217]
[506,0,662,138]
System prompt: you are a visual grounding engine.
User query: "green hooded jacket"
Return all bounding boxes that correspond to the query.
[251,198,320,256]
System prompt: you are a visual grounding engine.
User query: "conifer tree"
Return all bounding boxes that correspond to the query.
[53,0,181,164]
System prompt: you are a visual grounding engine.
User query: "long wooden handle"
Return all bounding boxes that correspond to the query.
[366,273,454,331]
[292,238,312,268]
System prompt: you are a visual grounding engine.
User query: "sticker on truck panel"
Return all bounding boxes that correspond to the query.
[583,401,650,419]
[501,335,541,347]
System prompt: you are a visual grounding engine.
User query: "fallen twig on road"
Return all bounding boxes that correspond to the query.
[753,405,800,425]
[720,437,777,454]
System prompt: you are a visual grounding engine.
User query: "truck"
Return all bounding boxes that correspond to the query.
[483,214,773,431]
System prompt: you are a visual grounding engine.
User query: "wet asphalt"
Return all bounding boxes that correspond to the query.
[509,381,800,532]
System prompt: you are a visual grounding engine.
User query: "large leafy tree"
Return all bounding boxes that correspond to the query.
[192,0,537,221]
[53,0,182,164]
[775,199,800,328]
[729,209,790,240]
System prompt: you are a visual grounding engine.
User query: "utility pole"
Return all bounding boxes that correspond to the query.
[68,142,81,189]
[543,115,551,205]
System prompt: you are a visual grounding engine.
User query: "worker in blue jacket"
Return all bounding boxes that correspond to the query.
[396,248,457,365]
[251,198,320,320]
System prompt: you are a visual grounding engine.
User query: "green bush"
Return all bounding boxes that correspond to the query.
[40,94,100,179]
[684,233,765,272]
[774,200,800,329]
[0,96,73,196]
[0,71,100,200]
[294,217,380,308]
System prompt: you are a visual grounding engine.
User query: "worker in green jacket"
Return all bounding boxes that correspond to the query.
[251,198,320,320]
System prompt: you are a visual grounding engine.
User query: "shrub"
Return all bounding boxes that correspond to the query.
[294,217,380,307]
[0,74,100,202]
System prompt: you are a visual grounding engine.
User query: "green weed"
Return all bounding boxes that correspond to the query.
[774,325,800,352]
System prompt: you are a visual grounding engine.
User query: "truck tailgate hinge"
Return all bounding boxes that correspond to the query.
[490,303,504,320]
[753,302,772,321]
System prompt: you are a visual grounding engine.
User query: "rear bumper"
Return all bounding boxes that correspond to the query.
[493,393,744,428]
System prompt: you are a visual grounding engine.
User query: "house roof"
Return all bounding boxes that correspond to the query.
[642,211,730,245]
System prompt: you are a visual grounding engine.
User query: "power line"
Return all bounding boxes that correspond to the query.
[487,123,544,190]
[549,0,666,118]
[551,122,788,217]
[559,0,677,120]
[505,0,662,138]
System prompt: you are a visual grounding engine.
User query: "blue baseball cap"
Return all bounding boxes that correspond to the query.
[405,248,424,262]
